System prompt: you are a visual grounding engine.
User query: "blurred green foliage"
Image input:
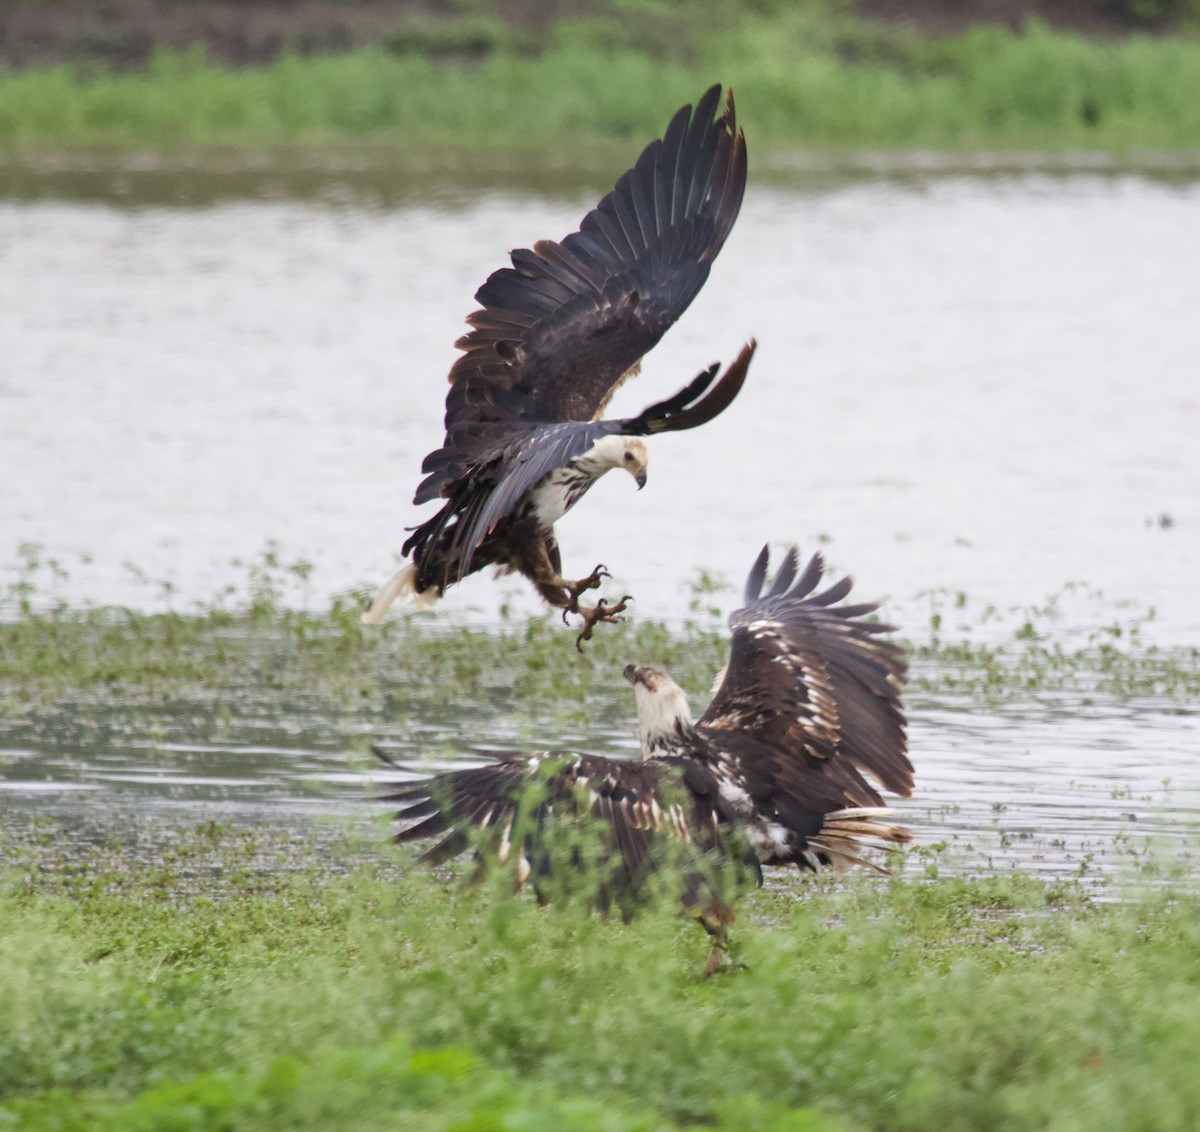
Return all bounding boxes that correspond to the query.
[2,3,1200,148]
[1103,0,1200,26]
[2,819,1200,1129]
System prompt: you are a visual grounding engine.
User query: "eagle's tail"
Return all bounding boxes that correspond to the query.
[360,562,440,624]
[808,807,911,875]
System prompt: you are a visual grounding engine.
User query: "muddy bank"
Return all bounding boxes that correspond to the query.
[0,0,1174,72]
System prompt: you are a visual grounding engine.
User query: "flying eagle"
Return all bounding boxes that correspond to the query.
[362,85,751,646]
[377,545,914,974]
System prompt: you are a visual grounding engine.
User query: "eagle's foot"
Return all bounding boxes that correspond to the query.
[702,936,747,978]
[573,595,632,652]
[704,942,726,978]
[561,564,611,616]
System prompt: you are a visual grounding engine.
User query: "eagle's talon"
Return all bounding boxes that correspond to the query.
[572,595,634,651]
[564,564,612,613]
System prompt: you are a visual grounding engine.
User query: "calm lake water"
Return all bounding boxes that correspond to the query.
[2,151,1199,888]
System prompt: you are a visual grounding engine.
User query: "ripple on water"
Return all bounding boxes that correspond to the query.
[1,689,1197,893]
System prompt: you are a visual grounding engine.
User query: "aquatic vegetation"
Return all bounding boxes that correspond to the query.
[2,820,1200,1129]
[3,10,1200,149]
[2,545,1198,716]
[910,582,1200,700]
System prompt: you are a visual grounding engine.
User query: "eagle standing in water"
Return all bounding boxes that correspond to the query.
[362,85,751,646]
[377,546,914,974]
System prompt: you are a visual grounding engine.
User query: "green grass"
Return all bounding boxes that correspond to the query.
[3,822,1200,1130]
[4,10,1200,149]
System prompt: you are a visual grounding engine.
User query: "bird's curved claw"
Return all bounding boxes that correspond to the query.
[564,564,612,613]
[573,595,632,652]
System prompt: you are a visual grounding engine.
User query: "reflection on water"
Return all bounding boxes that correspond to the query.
[2,156,1199,886]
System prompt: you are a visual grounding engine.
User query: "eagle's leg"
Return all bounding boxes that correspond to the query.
[531,577,574,612]
[520,536,581,613]
[573,595,632,651]
[704,939,727,978]
[517,535,628,647]
[699,905,744,978]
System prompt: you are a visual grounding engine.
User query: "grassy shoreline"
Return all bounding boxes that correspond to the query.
[4,16,1200,152]
[3,824,1200,1129]
[3,545,1199,712]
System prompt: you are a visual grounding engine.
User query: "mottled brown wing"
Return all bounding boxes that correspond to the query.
[699,546,913,802]
[379,750,726,887]
[437,84,746,445]
[378,750,534,864]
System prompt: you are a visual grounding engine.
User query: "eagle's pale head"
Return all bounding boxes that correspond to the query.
[619,437,649,489]
[623,663,695,757]
[578,435,648,489]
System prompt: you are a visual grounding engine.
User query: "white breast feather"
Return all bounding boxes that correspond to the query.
[527,469,590,527]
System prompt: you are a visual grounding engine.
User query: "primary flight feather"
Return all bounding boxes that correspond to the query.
[362,85,751,645]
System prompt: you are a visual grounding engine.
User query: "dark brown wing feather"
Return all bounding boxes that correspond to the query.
[430,85,746,476]
[377,751,531,864]
[379,749,727,892]
[406,419,598,579]
[626,339,756,437]
[700,546,913,801]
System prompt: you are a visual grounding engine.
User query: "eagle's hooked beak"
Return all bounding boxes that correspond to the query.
[635,469,647,491]
[623,664,640,685]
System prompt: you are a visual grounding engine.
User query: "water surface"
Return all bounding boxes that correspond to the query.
[2,666,1196,892]
[4,160,1198,636]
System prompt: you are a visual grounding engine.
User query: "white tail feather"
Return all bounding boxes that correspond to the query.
[360,562,440,625]
[810,806,911,874]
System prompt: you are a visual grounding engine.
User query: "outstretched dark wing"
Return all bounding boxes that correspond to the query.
[623,337,755,437]
[378,749,729,892]
[700,546,913,806]
[416,342,756,577]
[418,85,746,503]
